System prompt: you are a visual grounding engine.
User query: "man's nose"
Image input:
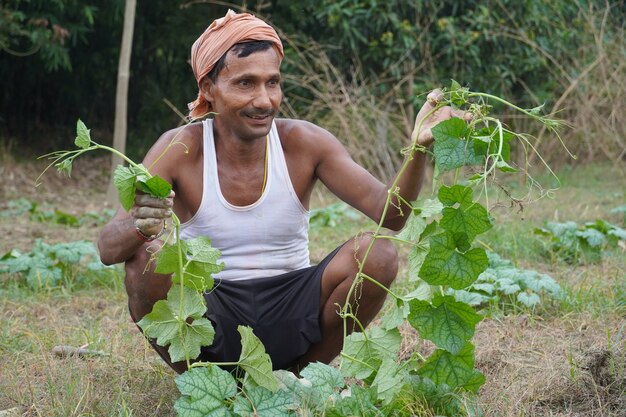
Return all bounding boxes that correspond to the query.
[252,85,272,109]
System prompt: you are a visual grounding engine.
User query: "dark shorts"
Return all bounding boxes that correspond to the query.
[198,246,341,370]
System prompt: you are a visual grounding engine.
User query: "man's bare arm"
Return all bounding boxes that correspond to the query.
[314,90,469,231]
[97,127,188,265]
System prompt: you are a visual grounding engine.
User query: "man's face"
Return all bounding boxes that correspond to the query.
[204,47,282,141]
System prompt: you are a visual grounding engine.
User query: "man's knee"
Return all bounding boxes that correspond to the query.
[355,233,399,288]
[124,243,172,320]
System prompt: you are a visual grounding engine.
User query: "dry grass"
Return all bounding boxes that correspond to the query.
[281,39,416,180]
[0,289,178,416]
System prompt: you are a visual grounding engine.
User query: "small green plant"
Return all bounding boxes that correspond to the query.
[611,205,626,227]
[309,202,361,228]
[1,198,115,227]
[534,219,626,264]
[0,239,116,290]
[40,80,566,416]
[446,251,564,310]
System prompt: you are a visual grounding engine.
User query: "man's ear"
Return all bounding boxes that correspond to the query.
[199,76,214,102]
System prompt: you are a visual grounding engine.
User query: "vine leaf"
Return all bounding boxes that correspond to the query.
[137,286,215,363]
[174,366,237,417]
[113,164,147,211]
[340,327,402,379]
[397,198,443,242]
[432,118,483,172]
[75,119,91,149]
[326,386,380,417]
[380,299,410,330]
[408,294,482,355]
[449,79,469,106]
[300,362,344,404]
[419,231,488,289]
[417,342,484,391]
[155,238,223,292]
[371,357,408,404]
[114,164,172,211]
[138,175,173,198]
[237,326,279,392]
[232,386,294,417]
[472,126,513,161]
[439,185,492,241]
[406,221,438,281]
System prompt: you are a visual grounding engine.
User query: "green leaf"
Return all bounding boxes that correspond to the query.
[432,118,483,172]
[439,185,492,241]
[233,386,294,417]
[471,126,513,161]
[380,299,409,330]
[174,366,237,417]
[371,356,407,404]
[340,327,402,379]
[407,240,429,281]
[397,212,428,242]
[419,232,488,290]
[75,119,91,149]
[137,286,214,363]
[113,165,144,211]
[237,326,279,392]
[432,117,468,143]
[273,370,312,408]
[55,158,73,177]
[438,184,473,207]
[463,369,486,393]
[408,295,482,355]
[400,280,433,302]
[154,243,180,274]
[300,362,344,402]
[139,175,173,198]
[326,386,380,417]
[517,291,540,307]
[417,343,480,390]
[156,238,223,292]
[397,198,443,242]
[449,79,468,106]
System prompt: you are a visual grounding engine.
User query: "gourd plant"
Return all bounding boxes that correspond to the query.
[39,81,564,416]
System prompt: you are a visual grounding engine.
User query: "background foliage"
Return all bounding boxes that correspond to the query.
[1,0,624,165]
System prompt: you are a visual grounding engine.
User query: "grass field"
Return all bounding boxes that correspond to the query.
[1,157,624,416]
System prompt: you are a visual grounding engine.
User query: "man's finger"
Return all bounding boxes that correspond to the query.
[131,206,172,219]
[135,193,174,208]
[427,89,444,106]
[134,218,165,237]
[451,108,473,122]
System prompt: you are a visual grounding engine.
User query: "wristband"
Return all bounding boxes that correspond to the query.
[135,221,166,242]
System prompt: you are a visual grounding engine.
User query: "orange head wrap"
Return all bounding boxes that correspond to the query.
[188,9,284,119]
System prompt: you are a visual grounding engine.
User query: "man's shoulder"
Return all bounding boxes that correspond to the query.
[275,118,338,148]
[150,122,204,158]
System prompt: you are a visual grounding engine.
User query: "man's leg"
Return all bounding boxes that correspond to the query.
[297,233,399,367]
[124,242,188,373]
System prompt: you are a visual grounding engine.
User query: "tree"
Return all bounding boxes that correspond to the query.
[106,0,136,205]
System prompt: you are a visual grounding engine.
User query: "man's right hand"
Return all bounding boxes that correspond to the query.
[130,191,174,237]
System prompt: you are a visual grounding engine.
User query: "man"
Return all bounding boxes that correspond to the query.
[98,10,467,374]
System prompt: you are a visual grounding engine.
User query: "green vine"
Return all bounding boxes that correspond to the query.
[40,80,565,416]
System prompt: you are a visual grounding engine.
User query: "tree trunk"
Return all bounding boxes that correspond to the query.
[106,0,137,206]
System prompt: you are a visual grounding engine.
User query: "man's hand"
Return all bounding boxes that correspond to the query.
[130,191,174,237]
[412,89,472,147]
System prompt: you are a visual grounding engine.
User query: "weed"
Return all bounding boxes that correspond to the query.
[0,239,120,291]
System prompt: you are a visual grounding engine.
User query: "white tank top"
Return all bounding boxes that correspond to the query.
[179,119,311,281]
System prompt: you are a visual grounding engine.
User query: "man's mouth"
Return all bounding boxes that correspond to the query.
[245,111,274,120]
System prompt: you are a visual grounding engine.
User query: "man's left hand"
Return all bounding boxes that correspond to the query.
[412,89,472,147]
